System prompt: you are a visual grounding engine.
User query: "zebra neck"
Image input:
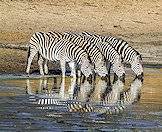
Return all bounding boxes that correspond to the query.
[97,44,116,63]
[125,52,137,64]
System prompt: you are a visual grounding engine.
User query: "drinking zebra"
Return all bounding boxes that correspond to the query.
[49,31,125,79]
[81,32,143,78]
[63,32,125,79]
[26,32,93,78]
[48,31,108,77]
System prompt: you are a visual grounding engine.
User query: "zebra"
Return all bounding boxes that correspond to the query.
[81,31,143,78]
[48,31,108,77]
[26,32,93,78]
[63,32,125,79]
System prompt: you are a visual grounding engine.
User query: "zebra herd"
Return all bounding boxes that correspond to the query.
[26,31,143,80]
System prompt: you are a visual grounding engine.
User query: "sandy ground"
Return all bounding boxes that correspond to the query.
[0,0,162,73]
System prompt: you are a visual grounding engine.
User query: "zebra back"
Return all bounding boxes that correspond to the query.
[33,32,92,65]
[62,32,125,78]
[75,32,123,64]
[48,31,63,38]
[49,31,105,65]
[82,32,142,63]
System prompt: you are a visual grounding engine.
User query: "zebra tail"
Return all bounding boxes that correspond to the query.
[27,46,31,59]
[26,45,31,67]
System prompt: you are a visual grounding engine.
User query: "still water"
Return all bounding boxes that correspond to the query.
[0,68,162,131]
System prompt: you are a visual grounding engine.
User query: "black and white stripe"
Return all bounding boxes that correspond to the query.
[81,32,143,77]
[48,31,108,77]
[63,32,125,78]
[26,32,93,77]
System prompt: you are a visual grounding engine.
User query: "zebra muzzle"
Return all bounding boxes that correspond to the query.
[136,72,144,81]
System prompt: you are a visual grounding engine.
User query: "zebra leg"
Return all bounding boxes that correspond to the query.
[26,48,37,75]
[68,61,76,78]
[60,60,66,78]
[38,55,44,76]
[75,65,81,78]
[44,59,49,75]
[77,70,81,78]
[76,70,82,85]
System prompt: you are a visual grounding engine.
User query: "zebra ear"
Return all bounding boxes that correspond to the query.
[138,54,142,60]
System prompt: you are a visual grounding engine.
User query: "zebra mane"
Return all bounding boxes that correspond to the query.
[64,32,80,40]
[81,31,93,37]
[48,31,63,38]
[64,32,90,46]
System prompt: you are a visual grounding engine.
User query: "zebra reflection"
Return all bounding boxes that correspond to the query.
[26,77,80,108]
[26,77,64,109]
[103,79,124,105]
[121,77,143,105]
[69,77,125,114]
[70,77,143,114]
[26,76,143,114]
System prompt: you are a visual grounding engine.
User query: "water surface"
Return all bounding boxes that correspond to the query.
[0,68,162,131]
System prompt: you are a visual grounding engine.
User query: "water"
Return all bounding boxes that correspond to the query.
[0,68,162,131]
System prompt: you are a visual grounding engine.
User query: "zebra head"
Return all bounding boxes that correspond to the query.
[112,56,125,79]
[131,55,143,78]
[94,56,108,77]
[80,56,93,78]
